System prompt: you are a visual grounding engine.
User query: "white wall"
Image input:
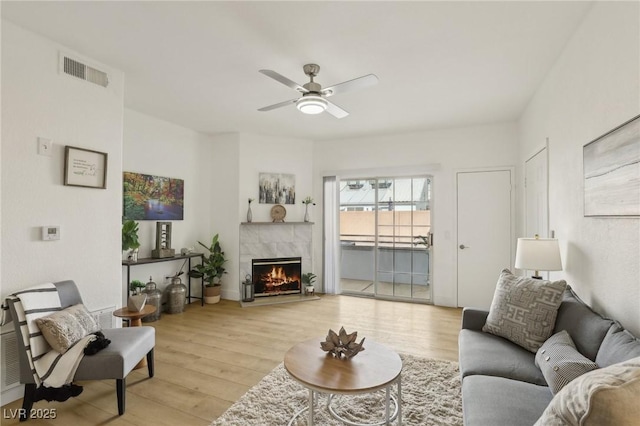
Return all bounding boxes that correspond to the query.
[519,2,640,335]
[235,133,314,298]
[1,20,124,309]
[313,123,519,307]
[238,133,314,223]
[1,21,124,401]
[209,133,240,300]
[122,109,215,303]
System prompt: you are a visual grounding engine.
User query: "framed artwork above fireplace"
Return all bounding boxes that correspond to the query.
[259,172,296,204]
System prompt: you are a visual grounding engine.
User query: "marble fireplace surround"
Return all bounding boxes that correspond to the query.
[239,222,314,296]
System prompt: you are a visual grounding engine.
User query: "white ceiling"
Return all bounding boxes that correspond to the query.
[2,1,593,141]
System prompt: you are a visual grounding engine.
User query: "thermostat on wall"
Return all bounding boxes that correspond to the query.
[42,226,60,241]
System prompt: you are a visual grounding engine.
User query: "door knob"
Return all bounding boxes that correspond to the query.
[459,244,468,249]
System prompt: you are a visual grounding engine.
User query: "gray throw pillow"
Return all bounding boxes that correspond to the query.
[595,322,640,368]
[536,330,598,394]
[483,269,567,353]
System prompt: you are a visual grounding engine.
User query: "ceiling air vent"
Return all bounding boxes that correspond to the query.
[62,55,109,88]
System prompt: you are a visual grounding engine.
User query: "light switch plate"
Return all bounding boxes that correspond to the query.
[38,137,52,156]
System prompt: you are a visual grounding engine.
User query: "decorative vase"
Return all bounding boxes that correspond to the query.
[125,248,139,262]
[165,276,187,314]
[247,205,253,223]
[127,294,147,312]
[142,276,162,322]
[304,204,310,222]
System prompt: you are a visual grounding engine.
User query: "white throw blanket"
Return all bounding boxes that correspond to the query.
[3,283,95,388]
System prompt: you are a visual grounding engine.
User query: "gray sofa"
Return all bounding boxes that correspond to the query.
[459,285,640,426]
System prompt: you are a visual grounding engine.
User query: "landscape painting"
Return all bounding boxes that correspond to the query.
[123,172,184,220]
[583,115,640,217]
[259,172,296,204]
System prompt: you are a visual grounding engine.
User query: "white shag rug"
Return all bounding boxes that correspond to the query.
[211,354,462,425]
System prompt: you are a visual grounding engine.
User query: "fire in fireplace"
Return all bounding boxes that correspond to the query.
[252,257,302,297]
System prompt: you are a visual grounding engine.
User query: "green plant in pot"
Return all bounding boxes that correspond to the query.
[189,234,227,304]
[129,279,146,295]
[122,220,140,262]
[302,272,316,295]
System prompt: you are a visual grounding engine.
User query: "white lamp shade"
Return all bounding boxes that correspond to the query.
[515,238,562,272]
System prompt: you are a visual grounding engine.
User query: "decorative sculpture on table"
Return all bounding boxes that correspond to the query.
[127,294,147,312]
[152,221,175,258]
[320,326,366,359]
[127,280,147,312]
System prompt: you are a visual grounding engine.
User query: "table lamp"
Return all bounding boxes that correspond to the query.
[515,234,562,279]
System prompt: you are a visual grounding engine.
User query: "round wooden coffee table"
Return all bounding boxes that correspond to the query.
[284,338,402,425]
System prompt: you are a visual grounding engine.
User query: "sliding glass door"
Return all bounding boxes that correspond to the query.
[339,176,432,302]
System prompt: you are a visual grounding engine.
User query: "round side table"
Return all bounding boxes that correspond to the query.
[113,305,156,368]
[113,305,156,327]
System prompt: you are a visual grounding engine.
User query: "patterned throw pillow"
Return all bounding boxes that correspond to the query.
[534,357,640,426]
[35,304,100,354]
[536,330,598,394]
[483,269,567,352]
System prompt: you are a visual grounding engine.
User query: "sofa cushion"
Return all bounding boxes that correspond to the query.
[462,375,553,426]
[595,322,640,367]
[534,357,640,426]
[459,329,546,385]
[35,303,100,354]
[553,285,613,361]
[483,269,567,353]
[535,330,598,394]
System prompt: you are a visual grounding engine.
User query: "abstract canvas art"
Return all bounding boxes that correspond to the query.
[583,115,640,217]
[123,172,184,220]
[259,172,296,204]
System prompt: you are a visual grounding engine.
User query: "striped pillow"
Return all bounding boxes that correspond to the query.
[534,357,640,426]
[535,330,598,394]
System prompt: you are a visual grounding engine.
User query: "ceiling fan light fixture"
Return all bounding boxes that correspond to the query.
[296,95,327,115]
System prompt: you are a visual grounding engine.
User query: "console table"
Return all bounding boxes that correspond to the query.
[122,253,205,306]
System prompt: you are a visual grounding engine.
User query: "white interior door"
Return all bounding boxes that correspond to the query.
[457,170,512,309]
[525,148,548,239]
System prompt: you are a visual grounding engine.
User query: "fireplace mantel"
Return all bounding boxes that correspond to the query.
[241,222,314,225]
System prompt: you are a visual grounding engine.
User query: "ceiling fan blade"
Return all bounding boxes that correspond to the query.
[259,70,309,93]
[258,99,298,112]
[321,74,378,97]
[325,100,349,119]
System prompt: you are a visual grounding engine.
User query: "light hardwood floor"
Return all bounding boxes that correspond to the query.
[1,295,462,425]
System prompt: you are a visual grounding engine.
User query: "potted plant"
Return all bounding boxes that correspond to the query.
[127,279,147,312]
[302,272,316,295]
[189,234,227,304]
[129,279,146,295]
[122,220,140,262]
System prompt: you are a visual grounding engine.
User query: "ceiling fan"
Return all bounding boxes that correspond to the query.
[258,64,378,119]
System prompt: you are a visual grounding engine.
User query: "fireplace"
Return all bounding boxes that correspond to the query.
[252,257,302,297]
